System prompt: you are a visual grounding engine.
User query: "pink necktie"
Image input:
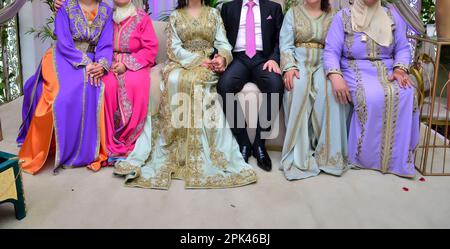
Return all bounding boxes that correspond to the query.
[245,0,256,58]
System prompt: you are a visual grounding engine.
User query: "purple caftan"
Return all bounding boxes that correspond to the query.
[17,0,113,173]
[323,6,419,177]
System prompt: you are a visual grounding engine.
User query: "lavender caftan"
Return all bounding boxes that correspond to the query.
[323,7,420,177]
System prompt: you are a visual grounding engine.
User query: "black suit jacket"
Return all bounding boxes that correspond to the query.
[221,0,283,64]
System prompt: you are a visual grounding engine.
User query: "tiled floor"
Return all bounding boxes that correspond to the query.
[1,98,450,228]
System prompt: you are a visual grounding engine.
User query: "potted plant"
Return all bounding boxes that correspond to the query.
[422,0,436,37]
[284,0,300,13]
[27,0,149,42]
[26,0,57,42]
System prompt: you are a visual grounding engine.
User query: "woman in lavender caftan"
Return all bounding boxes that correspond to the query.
[323,0,419,177]
[17,0,113,174]
[103,0,158,159]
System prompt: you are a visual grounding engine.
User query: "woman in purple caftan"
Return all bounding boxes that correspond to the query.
[17,0,113,174]
[323,0,419,177]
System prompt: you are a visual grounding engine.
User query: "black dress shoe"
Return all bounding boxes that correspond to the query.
[253,145,272,171]
[240,145,252,163]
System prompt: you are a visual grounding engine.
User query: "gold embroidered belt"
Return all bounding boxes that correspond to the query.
[295,42,324,49]
[75,42,96,54]
[183,40,212,52]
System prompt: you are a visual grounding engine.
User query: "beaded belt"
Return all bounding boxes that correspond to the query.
[75,42,96,53]
[183,40,211,52]
[295,42,324,49]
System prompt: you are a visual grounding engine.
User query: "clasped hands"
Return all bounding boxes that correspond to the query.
[112,62,127,76]
[86,63,105,87]
[202,54,227,73]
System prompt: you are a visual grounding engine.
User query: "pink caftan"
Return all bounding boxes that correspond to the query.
[103,10,158,158]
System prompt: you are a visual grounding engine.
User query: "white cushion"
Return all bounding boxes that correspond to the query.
[241,82,262,94]
[152,21,168,65]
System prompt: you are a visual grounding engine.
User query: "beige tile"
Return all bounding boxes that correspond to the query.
[1,98,450,229]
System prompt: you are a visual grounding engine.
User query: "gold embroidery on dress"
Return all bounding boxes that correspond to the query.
[326,68,343,76]
[281,51,296,72]
[122,7,256,189]
[372,59,400,173]
[74,41,96,53]
[216,15,233,67]
[166,8,217,70]
[66,0,110,67]
[350,60,367,159]
[284,48,312,155]
[342,10,355,59]
[366,27,400,173]
[315,146,348,168]
[344,9,366,159]
[293,5,313,44]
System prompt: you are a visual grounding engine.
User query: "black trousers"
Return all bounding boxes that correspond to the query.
[217,52,284,147]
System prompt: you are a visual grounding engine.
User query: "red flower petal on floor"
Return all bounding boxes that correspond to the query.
[419,177,426,182]
[403,187,409,192]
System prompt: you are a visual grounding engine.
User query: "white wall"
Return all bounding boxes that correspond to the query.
[18,1,52,81]
[149,0,176,20]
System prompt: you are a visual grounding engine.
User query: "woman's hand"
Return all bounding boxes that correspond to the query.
[86,63,94,75]
[389,68,413,88]
[113,62,127,75]
[54,0,64,10]
[329,74,351,105]
[87,63,104,87]
[283,69,300,91]
[211,54,226,73]
[201,58,214,70]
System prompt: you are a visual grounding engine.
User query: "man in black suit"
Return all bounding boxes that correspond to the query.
[217,0,284,171]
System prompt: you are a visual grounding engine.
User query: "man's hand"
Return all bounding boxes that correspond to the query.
[87,63,104,87]
[211,54,226,73]
[389,68,413,88]
[329,74,351,105]
[113,62,127,75]
[54,0,64,10]
[263,60,281,75]
[283,69,300,91]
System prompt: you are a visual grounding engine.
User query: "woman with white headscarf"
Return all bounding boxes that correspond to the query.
[323,0,419,177]
[101,0,158,160]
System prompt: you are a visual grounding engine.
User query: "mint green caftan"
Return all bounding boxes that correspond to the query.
[113,7,257,189]
[279,4,349,180]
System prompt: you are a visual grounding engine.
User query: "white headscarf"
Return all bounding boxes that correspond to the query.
[113,0,137,24]
[351,0,393,47]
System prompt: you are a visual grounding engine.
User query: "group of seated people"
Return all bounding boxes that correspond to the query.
[16,0,419,190]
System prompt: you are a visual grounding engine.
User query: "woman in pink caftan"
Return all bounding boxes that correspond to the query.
[102,0,158,159]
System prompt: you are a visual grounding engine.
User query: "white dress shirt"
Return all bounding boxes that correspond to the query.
[234,0,264,52]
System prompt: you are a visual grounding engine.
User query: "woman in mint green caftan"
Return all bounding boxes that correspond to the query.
[113,6,257,189]
[279,2,350,180]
